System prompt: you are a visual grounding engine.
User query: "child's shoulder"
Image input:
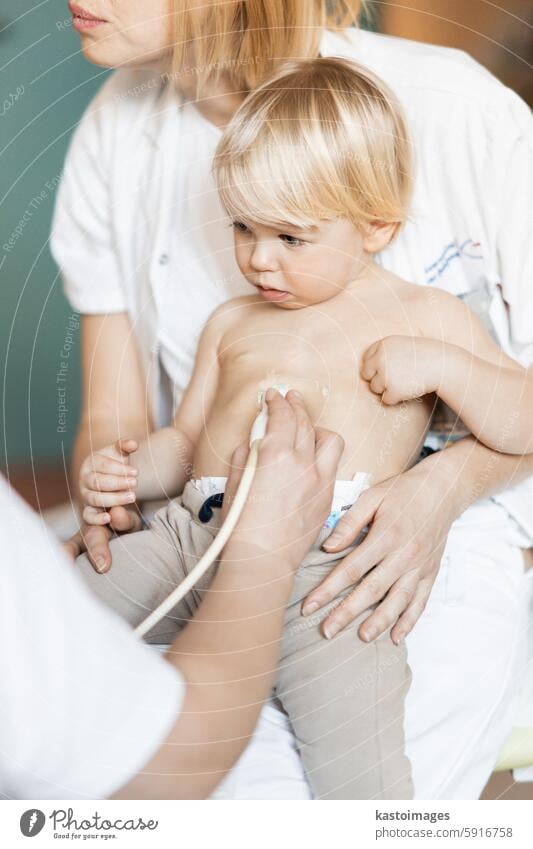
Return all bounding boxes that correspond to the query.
[204,295,260,332]
[209,294,258,318]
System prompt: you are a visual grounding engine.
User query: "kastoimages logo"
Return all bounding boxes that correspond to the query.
[20,809,46,837]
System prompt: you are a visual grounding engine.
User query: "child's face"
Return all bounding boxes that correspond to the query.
[232,217,371,310]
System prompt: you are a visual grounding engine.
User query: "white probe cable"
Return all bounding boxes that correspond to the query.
[134,385,289,639]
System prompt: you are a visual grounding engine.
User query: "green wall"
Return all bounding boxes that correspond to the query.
[1,0,108,467]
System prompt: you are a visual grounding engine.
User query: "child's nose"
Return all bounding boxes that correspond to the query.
[250,240,278,271]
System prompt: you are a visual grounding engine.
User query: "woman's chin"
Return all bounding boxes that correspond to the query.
[79,40,169,72]
[78,38,121,68]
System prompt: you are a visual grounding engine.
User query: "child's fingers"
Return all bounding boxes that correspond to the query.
[109,505,143,533]
[114,438,138,457]
[360,358,377,381]
[381,388,400,405]
[82,488,137,509]
[360,345,378,379]
[84,471,138,492]
[364,340,380,359]
[83,505,111,525]
[91,455,138,477]
[369,373,386,395]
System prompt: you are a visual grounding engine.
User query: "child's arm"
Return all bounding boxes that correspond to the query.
[131,306,226,498]
[78,307,225,522]
[361,290,533,455]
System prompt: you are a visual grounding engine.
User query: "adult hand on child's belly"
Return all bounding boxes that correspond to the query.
[300,459,460,644]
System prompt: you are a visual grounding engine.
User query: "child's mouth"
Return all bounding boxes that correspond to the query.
[256,285,291,303]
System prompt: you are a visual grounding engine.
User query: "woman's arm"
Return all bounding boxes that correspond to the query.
[65,313,154,569]
[112,390,344,799]
[73,313,153,503]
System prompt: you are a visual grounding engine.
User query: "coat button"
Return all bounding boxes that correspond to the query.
[159,253,169,265]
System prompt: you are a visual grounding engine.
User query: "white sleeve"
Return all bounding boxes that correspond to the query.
[0,478,185,800]
[50,74,127,314]
[485,88,533,542]
[489,88,533,364]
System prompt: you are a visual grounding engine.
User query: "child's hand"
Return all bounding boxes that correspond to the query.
[360,336,443,405]
[79,438,139,526]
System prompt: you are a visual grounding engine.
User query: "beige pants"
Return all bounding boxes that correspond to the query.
[76,481,413,799]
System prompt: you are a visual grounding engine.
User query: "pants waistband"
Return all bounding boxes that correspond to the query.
[180,474,370,554]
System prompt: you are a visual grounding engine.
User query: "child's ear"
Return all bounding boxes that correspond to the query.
[361,221,398,253]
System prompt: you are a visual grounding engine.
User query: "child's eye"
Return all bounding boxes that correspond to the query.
[231,220,250,234]
[279,234,304,247]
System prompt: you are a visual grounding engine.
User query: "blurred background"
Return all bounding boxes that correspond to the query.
[1,0,532,797]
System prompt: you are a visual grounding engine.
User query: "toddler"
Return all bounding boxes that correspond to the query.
[76,57,532,800]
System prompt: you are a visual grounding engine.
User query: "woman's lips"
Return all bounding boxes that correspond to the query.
[69,4,107,30]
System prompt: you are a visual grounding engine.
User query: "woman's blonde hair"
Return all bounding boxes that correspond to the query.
[170,1,368,98]
[212,56,413,237]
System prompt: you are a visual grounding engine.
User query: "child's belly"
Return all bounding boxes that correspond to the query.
[192,368,433,482]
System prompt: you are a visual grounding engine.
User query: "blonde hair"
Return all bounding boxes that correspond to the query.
[212,56,413,237]
[170,1,367,99]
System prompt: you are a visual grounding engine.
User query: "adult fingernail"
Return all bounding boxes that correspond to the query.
[323,533,341,550]
[323,623,338,640]
[265,388,277,400]
[393,633,404,646]
[302,601,319,617]
[362,628,376,642]
[95,556,107,572]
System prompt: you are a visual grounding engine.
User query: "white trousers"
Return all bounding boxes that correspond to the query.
[212,500,531,800]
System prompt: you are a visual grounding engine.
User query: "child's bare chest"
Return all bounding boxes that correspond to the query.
[218,302,419,399]
[195,296,432,479]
